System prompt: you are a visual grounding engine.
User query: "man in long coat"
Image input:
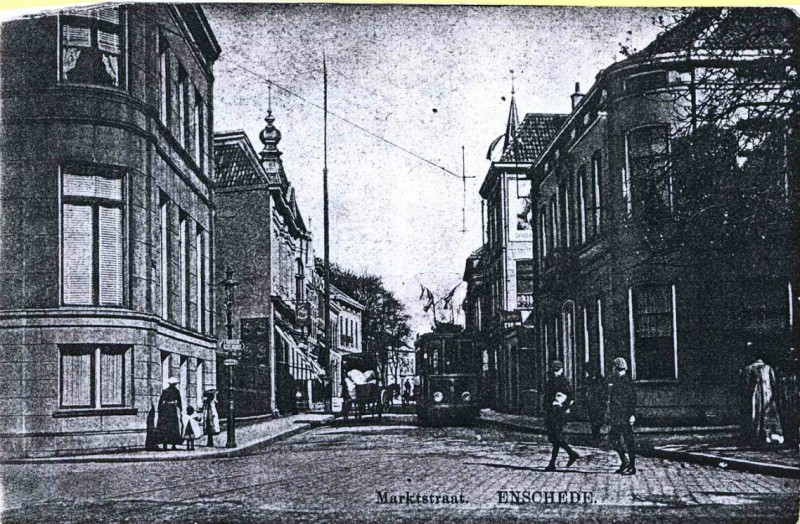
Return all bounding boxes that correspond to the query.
[156,377,183,450]
[608,357,637,474]
[743,357,784,447]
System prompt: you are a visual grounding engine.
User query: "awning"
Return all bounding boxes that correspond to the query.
[275,325,324,382]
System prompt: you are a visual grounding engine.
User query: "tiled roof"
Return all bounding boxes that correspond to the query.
[213,133,269,188]
[499,113,569,163]
[630,8,797,61]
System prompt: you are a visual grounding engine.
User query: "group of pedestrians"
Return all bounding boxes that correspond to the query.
[145,378,221,451]
[542,358,637,475]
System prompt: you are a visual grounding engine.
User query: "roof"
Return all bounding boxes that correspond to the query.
[625,8,797,64]
[331,285,365,311]
[213,131,271,188]
[499,113,569,163]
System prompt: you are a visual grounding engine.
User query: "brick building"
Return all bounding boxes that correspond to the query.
[0,4,221,457]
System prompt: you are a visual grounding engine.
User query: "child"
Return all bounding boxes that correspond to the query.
[544,391,579,471]
[183,406,203,451]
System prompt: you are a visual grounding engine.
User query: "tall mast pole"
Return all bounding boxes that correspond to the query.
[323,54,332,412]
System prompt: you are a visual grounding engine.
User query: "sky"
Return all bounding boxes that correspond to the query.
[203,4,668,337]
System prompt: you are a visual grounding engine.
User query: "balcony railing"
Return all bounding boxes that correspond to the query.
[517,293,535,309]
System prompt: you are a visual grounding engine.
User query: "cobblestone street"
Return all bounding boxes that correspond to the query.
[2,424,798,523]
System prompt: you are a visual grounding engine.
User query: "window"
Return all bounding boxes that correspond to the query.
[62,169,124,306]
[160,195,169,319]
[577,166,587,243]
[550,195,559,250]
[624,70,667,92]
[194,89,205,169]
[161,351,171,389]
[60,6,125,87]
[60,345,131,408]
[159,35,170,124]
[626,126,672,214]
[176,67,187,148]
[195,359,204,406]
[196,226,205,333]
[630,285,677,381]
[591,153,602,233]
[539,206,548,261]
[516,259,534,308]
[559,181,570,248]
[179,212,189,327]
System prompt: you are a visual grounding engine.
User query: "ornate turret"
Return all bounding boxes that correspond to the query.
[259,85,286,184]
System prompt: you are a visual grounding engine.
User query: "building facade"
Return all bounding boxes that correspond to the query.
[467,92,566,413]
[0,4,221,457]
[528,8,797,424]
[214,111,325,418]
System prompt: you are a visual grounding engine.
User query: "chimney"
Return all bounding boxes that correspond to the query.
[571,82,584,110]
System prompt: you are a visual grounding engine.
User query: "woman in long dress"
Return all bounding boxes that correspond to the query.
[156,377,183,450]
[744,358,784,447]
[202,389,220,447]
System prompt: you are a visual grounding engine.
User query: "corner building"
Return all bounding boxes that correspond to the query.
[0,4,221,457]
[529,8,797,424]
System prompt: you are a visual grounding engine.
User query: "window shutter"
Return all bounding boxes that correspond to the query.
[62,351,92,407]
[99,206,123,305]
[100,350,124,405]
[63,204,94,305]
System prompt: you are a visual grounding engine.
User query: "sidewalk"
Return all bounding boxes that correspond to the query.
[480,409,799,479]
[3,413,334,465]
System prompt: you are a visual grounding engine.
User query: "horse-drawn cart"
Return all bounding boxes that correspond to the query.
[342,353,388,420]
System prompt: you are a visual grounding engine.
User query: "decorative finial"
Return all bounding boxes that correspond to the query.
[510,69,515,96]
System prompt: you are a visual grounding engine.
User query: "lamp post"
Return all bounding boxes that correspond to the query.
[219,268,240,448]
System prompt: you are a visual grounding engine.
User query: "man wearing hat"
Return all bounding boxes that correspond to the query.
[155,376,184,451]
[608,357,637,474]
[542,360,579,470]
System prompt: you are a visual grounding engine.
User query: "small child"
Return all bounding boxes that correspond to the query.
[183,406,203,451]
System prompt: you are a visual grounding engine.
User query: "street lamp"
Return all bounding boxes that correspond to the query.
[219,267,240,448]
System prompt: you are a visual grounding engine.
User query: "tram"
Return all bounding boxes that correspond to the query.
[415,326,481,426]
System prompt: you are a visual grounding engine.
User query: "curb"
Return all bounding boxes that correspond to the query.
[481,417,799,479]
[1,418,332,465]
[643,447,800,479]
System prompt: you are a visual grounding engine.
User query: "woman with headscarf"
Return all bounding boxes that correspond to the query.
[155,377,183,450]
[202,389,221,447]
[743,357,784,447]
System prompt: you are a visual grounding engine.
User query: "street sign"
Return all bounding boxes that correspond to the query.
[297,301,312,326]
[220,339,242,352]
[223,359,238,366]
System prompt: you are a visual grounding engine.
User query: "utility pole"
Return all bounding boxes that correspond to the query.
[323,54,333,413]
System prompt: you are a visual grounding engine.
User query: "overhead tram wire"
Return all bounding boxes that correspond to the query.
[222,57,462,179]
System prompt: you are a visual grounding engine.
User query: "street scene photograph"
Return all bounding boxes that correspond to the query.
[0,2,798,522]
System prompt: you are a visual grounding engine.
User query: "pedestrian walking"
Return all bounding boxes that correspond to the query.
[608,357,637,475]
[155,377,183,451]
[402,379,412,406]
[544,390,579,471]
[542,360,580,471]
[202,389,221,447]
[183,406,202,451]
[743,356,784,447]
[584,367,608,441]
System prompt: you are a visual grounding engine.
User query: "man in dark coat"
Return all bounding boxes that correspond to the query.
[608,357,637,474]
[584,367,608,441]
[543,361,579,470]
[155,377,183,450]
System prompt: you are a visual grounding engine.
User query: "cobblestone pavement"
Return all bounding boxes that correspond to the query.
[2,424,798,523]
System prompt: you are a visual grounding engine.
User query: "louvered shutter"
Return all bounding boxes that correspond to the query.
[99,206,123,305]
[63,204,94,305]
[61,350,92,407]
[100,350,124,405]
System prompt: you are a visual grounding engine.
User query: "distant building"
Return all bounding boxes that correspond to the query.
[0,4,220,457]
[329,284,364,410]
